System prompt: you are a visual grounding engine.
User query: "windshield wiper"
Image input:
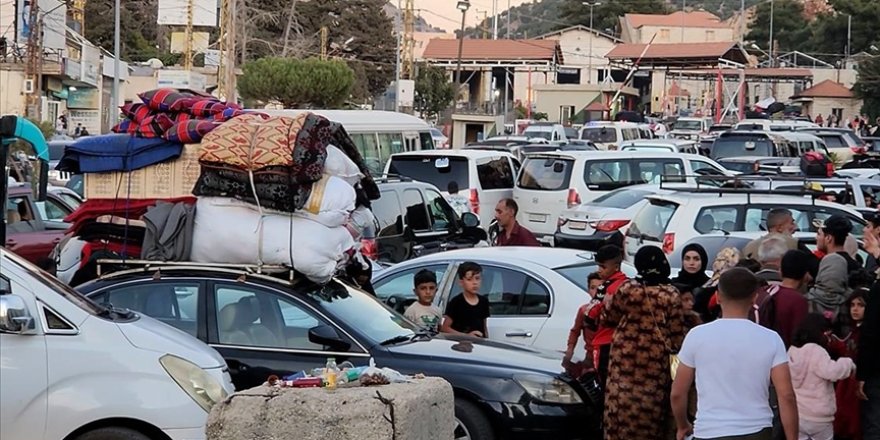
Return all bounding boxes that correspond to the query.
[380,334,415,346]
[410,330,433,341]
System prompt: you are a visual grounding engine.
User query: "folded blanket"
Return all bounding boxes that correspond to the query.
[192,165,312,213]
[57,134,184,173]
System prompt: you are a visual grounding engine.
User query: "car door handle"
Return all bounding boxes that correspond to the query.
[505,331,533,338]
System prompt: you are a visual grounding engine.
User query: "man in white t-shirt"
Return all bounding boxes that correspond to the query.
[671,267,798,440]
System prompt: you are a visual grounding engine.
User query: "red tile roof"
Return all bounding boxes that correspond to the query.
[584,101,609,111]
[793,79,854,98]
[625,11,730,29]
[422,39,562,63]
[606,42,740,60]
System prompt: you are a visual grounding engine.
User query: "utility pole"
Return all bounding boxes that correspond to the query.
[583,2,600,85]
[402,0,414,79]
[217,0,238,102]
[320,26,329,60]
[455,1,470,87]
[112,0,120,122]
[184,0,194,70]
[768,0,775,67]
[25,1,42,120]
[846,14,851,64]
[394,0,401,111]
[491,0,498,39]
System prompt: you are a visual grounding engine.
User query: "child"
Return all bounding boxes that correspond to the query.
[674,283,703,331]
[565,272,603,360]
[788,313,856,440]
[403,269,443,332]
[830,290,867,440]
[441,262,489,337]
[584,245,629,384]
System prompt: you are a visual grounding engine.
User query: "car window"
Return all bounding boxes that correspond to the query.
[695,206,739,233]
[388,156,470,193]
[711,137,774,159]
[419,131,435,150]
[93,282,200,336]
[517,157,573,191]
[820,135,846,149]
[553,263,597,290]
[373,190,402,237]
[627,200,677,241]
[637,160,683,184]
[43,198,71,221]
[58,193,82,210]
[690,160,724,175]
[584,160,634,188]
[351,133,382,176]
[378,133,405,163]
[590,188,654,209]
[402,189,431,232]
[812,208,865,238]
[424,189,456,231]
[457,265,549,316]
[373,264,449,302]
[745,207,809,232]
[477,158,514,190]
[214,284,328,350]
[580,127,618,143]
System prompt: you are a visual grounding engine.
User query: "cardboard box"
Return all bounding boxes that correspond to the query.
[85,144,201,199]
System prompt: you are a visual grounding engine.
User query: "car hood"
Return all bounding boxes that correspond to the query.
[385,334,564,376]
[116,315,227,369]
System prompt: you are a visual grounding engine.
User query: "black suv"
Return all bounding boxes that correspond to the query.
[366,176,486,264]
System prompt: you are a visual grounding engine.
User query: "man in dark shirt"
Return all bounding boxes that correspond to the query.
[494,198,540,247]
[441,261,490,337]
[757,250,811,348]
[858,281,879,438]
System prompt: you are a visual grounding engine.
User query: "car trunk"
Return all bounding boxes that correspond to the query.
[514,156,575,238]
[624,199,679,262]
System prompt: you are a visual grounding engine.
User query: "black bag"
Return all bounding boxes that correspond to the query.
[800,151,833,177]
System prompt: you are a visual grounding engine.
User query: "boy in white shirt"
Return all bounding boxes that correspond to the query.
[404,270,442,332]
[671,267,799,440]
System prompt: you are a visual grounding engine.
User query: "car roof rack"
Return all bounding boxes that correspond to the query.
[658,174,853,205]
[95,259,299,284]
[373,173,414,183]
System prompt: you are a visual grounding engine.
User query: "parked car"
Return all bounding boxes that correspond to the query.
[5,184,68,266]
[513,151,732,244]
[623,188,867,263]
[577,122,641,150]
[365,176,487,264]
[715,156,800,174]
[710,131,797,160]
[620,139,699,154]
[430,127,449,149]
[668,117,712,141]
[522,122,572,144]
[797,127,867,164]
[1,248,235,440]
[78,263,606,440]
[372,247,637,355]
[386,149,519,231]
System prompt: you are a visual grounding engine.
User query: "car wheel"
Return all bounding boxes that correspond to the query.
[454,398,495,440]
[75,427,151,440]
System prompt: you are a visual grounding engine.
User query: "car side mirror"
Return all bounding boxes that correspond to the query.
[308,324,351,351]
[0,294,37,335]
[461,212,480,228]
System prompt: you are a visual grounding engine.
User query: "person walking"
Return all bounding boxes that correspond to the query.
[808,215,858,321]
[602,245,686,440]
[493,198,540,247]
[672,268,799,440]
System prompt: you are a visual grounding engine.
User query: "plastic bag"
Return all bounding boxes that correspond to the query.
[358,358,410,386]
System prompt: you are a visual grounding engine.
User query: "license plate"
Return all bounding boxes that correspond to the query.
[528,213,548,223]
[568,221,587,230]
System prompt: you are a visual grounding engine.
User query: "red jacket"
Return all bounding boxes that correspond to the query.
[567,303,592,353]
[587,272,628,347]
[496,222,541,247]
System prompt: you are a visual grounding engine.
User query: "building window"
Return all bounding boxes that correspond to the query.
[660,29,670,40]
[706,30,715,41]
[559,106,575,124]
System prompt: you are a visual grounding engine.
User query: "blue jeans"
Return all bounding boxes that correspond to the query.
[865,378,880,440]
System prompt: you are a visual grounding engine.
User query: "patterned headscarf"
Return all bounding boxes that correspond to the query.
[704,247,741,288]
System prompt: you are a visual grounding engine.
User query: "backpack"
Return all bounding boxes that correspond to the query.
[757,284,781,329]
[800,151,833,177]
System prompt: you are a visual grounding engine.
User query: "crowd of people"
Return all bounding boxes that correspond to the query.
[812,114,880,137]
[559,209,878,440]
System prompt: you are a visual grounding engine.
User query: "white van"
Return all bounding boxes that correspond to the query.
[577,122,641,150]
[0,248,235,440]
[385,149,520,230]
[259,109,436,176]
[513,151,732,243]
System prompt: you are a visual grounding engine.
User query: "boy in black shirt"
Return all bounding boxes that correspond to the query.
[441,262,490,337]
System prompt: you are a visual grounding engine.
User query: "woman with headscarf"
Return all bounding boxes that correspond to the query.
[600,246,686,440]
[671,243,710,292]
[693,246,741,322]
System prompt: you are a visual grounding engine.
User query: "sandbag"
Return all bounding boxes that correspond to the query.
[190,197,355,284]
[325,144,364,186]
[293,175,356,227]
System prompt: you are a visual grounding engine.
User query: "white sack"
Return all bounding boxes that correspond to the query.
[55,236,86,285]
[191,197,355,284]
[346,206,377,239]
[292,175,356,228]
[324,144,364,186]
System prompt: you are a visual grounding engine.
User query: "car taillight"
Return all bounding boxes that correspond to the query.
[851,146,867,154]
[360,238,378,261]
[469,189,480,215]
[567,188,581,208]
[594,220,630,232]
[662,233,675,254]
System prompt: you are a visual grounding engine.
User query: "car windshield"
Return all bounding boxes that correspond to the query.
[523,127,553,140]
[590,188,655,209]
[580,127,618,143]
[388,156,470,191]
[712,137,774,159]
[626,200,677,241]
[553,263,596,290]
[718,160,757,173]
[306,280,418,345]
[517,157,574,190]
[3,249,107,316]
[674,120,702,131]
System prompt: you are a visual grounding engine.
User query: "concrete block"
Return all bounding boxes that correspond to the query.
[207,377,454,440]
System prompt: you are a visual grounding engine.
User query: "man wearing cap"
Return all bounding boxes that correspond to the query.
[743,209,799,260]
[807,215,859,321]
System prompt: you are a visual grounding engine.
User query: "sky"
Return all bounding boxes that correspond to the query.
[410,0,531,32]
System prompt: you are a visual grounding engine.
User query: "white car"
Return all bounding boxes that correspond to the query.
[430,127,449,149]
[577,121,641,151]
[622,189,867,263]
[371,247,636,356]
[0,248,235,440]
[620,139,699,155]
[514,150,732,244]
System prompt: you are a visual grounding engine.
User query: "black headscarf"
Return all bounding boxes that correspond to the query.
[634,245,672,286]
[671,243,710,290]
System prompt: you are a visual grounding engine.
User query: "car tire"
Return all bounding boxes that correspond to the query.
[454,398,495,440]
[75,427,152,440]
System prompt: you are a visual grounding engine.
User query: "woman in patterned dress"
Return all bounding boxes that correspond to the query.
[601,245,686,440]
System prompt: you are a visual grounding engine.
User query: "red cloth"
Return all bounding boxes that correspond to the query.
[496,222,541,247]
[65,198,197,235]
[759,285,810,348]
[830,327,862,439]
[567,303,593,354]
[588,271,628,347]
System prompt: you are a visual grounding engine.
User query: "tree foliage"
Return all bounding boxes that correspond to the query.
[744,0,811,54]
[238,57,355,108]
[414,64,454,121]
[854,55,880,119]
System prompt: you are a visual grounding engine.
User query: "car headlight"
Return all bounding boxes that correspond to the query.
[513,374,583,404]
[160,354,228,412]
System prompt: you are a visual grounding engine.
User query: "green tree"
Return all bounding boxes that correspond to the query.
[238,57,355,108]
[561,0,668,36]
[414,64,454,121]
[854,53,880,119]
[807,0,880,57]
[745,0,812,54]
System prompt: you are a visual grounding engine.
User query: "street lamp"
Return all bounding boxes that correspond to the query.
[582,1,600,84]
[455,0,470,89]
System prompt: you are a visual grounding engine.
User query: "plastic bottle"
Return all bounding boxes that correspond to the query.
[325,358,339,389]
